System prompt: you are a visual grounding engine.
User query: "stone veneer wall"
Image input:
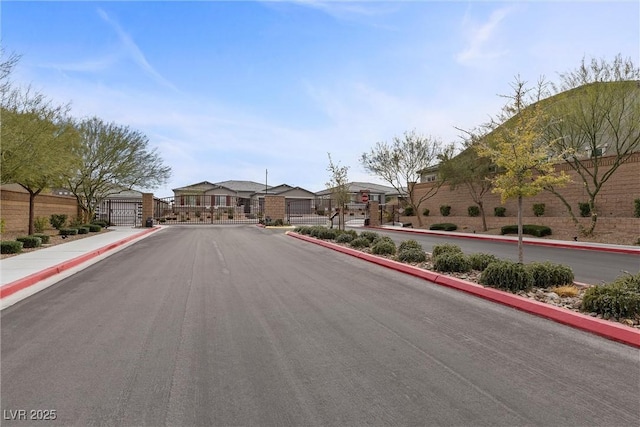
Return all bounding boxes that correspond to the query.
[1,190,79,234]
[264,196,286,222]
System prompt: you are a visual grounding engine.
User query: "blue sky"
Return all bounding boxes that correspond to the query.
[3,1,638,196]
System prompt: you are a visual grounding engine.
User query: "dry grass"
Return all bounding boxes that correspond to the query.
[552,285,580,298]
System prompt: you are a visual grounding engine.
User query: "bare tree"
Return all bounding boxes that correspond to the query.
[360,130,447,227]
[326,153,350,230]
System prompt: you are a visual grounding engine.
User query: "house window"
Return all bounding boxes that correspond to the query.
[214,195,226,206]
[422,174,437,183]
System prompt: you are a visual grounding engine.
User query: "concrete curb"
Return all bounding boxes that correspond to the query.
[0,227,161,300]
[287,232,640,349]
[368,226,640,255]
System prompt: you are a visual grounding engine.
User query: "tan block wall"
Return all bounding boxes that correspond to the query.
[1,190,78,235]
[142,193,153,225]
[411,152,640,223]
[264,196,286,222]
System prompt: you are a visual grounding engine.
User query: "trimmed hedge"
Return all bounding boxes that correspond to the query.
[397,248,426,263]
[494,206,506,217]
[75,227,90,235]
[31,233,51,244]
[480,260,534,292]
[82,224,103,232]
[581,273,640,319]
[429,223,457,231]
[501,224,552,237]
[533,203,545,217]
[403,206,415,216]
[1,240,23,254]
[433,252,471,273]
[431,243,462,258]
[440,205,451,216]
[467,206,480,217]
[527,262,574,287]
[59,228,78,236]
[16,236,42,248]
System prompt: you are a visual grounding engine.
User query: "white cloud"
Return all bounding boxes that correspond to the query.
[456,6,512,65]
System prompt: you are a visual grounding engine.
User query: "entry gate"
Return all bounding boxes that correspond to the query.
[286,199,330,226]
[154,196,262,225]
[96,199,142,226]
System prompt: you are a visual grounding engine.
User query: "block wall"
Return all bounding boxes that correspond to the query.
[1,190,79,234]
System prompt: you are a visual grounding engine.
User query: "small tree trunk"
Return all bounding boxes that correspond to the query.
[517,195,524,264]
[479,201,487,232]
[28,192,36,235]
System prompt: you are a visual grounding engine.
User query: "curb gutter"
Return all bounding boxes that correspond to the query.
[287,231,640,349]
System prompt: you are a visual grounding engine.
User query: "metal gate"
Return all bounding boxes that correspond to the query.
[96,199,142,226]
[286,199,330,226]
[154,196,262,225]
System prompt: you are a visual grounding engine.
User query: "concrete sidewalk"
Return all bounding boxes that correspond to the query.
[0,226,162,309]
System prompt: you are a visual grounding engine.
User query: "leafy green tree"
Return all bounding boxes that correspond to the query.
[326,153,350,230]
[543,55,640,235]
[1,87,80,234]
[66,117,171,222]
[476,77,570,263]
[360,130,447,227]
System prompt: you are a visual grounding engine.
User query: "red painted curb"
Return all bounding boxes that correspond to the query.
[0,227,161,299]
[368,226,640,255]
[287,232,640,348]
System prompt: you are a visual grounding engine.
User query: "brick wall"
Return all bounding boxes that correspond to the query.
[264,196,286,222]
[1,190,79,234]
[411,152,640,222]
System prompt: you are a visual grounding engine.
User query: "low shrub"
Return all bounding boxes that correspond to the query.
[82,224,102,232]
[468,253,499,271]
[31,233,51,244]
[1,240,23,254]
[501,224,552,237]
[294,226,312,235]
[59,228,78,236]
[433,252,471,273]
[335,233,354,244]
[50,214,68,230]
[581,273,640,319]
[34,216,48,233]
[429,223,457,231]
[480,260,534,292]
[273,218,284,226]
[350,237,371,248]
[359,231,380,243]
[494,206,506,217]
[422,208,430,216]
[440,205,451,216]
[91,220,108,228]
[310,227,338,240]
[431,243,462,258]
[372,235,394,245]
[403,206,415,216]
[371,240,396,255]
[16,236,42,248]
[398,240,422,253]
[578,202,591,217]
[527,262,574,287]
[467,206,480,217]
[533,203,546,217]
[75,227,90,235]
[397,248,426,263]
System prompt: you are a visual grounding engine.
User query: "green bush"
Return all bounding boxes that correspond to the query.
[578,202,591,217]
[294,226,312,235]
[34,216,48,233]
[16,236,42,248]
[429,223,457,231]
[433,252,471,273]
[467,206,480,217]
[59,228,78,236]
[403,206,415,216]
[397,248,426,263]
[91,220,108,228]
[50,214,68,230]
[372,235,394,245]
[634,199,640,218]
[1,240,23,254]
[31,233,50,244]
[398,240,422,253]
[359,231,380,243]
[581,273,640,319]
[501,224,552,237]
[310,226,338,240]
[350,237,371,248]
[527,262,574,287]
[431,243,462,258]
[335,233,354,244]
[75,227,90,235]
[480,260,534,292]
[0,218,5,234]
[533,203,546,217]
[440,205,451,216]
[82,224,102,232]
[371,240,396,255]
[273,218,284,226]
[468,253,500,271]
[494,206,506,217]
[422,208,430,216]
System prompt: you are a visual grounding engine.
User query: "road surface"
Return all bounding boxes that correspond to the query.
[1,226,638,426]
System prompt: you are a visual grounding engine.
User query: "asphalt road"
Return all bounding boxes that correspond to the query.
[363,227,640,285]
[1,226,638,426]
